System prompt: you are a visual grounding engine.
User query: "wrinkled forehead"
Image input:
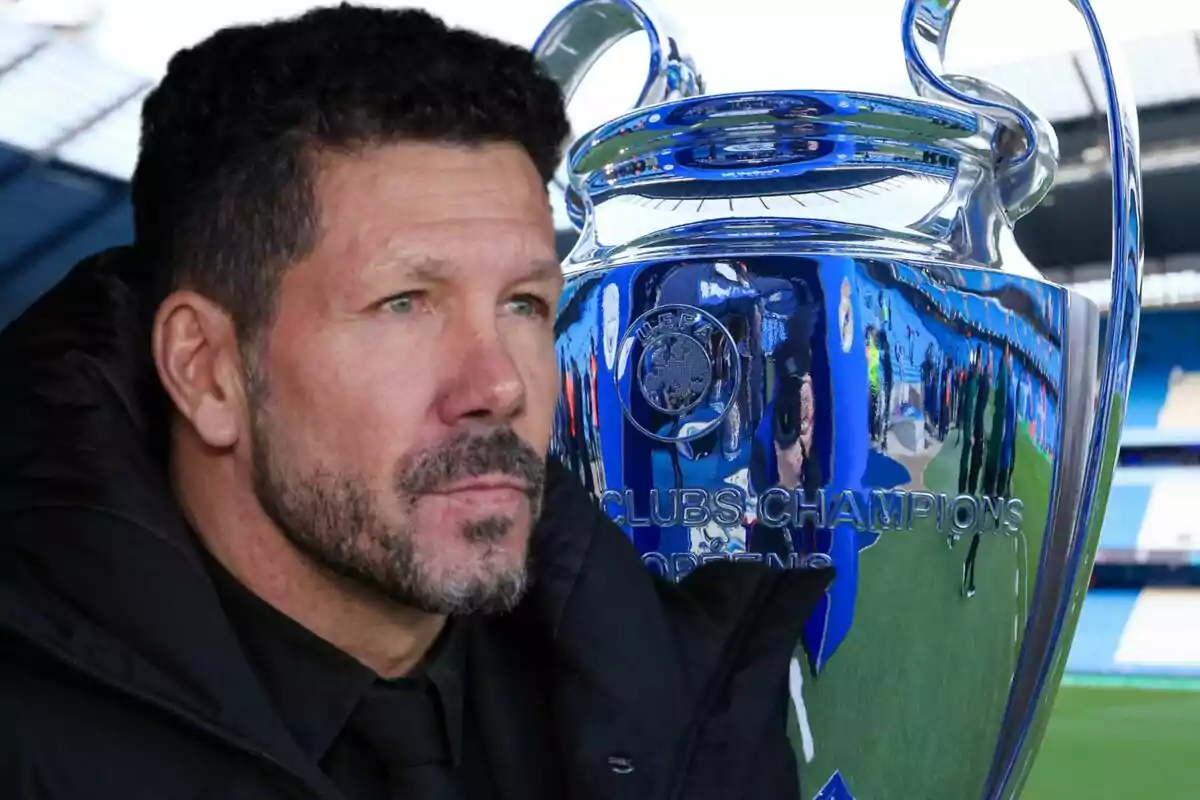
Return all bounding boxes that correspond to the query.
[359,252,564,287]
[302,140,559,286]
[314,139,553,226]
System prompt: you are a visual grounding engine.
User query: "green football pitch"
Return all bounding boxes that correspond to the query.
[791,423,1055,797]
[1022,682,1200,798]
[784,406,1200,798]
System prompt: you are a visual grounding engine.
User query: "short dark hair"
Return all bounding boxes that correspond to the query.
[131,3,568,339]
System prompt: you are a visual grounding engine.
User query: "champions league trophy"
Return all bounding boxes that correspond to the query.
[535,0,1142,797]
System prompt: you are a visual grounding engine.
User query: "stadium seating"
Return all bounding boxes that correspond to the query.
[0,143,132,332]
[1069,309,1200,678]
[1101,311,1200,562]
[1118,308,1200,434]
[1068,588,1200,676]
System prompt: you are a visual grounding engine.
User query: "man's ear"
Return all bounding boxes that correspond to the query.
[151,291,247,449]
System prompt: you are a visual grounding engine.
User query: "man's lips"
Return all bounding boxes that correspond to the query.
[424,476,532,497]
[419,476,532,519]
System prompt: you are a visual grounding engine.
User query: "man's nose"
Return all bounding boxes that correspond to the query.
[435,322,526,425]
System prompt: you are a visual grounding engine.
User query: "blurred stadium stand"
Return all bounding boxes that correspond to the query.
[1071,310,1200,678]
[0,16,139,329]
[2,11,1199,680]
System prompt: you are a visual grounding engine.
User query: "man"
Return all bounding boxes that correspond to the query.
[0,6,833,799]
[939,353,952,442]
[963,344,1009,599]
[950,344,980,549]
[878,329,893,453]
[968,346,993,496]
[758,280,820,562]
[865,324,881,444]
[981,343,1013,500]
[954,349,980,499]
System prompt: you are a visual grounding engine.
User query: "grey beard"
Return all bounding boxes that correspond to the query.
[246,383,544,615]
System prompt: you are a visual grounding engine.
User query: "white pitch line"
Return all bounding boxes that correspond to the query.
[789,657,816,764]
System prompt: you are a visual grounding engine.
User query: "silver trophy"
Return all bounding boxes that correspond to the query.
[535,1,1142,798]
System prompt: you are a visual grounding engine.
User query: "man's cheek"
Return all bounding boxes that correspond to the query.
[526,379,560,447]
[527,340,561,397]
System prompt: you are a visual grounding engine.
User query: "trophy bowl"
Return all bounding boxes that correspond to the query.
[537,1,1143,798]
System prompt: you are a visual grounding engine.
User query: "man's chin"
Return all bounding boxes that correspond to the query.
[411,558,530,616]
[401,521,532,615]
[441,525,531,583]
[412,494,533,543]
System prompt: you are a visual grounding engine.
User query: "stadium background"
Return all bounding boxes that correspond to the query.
[1,0,1197,795]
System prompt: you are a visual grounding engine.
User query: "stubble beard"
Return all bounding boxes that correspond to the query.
[244,368,545,616]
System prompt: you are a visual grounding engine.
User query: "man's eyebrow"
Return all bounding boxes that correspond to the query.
[408,258,451,282]
[362,253,446,280]
[365,255,562,282]
[524,259,564,282]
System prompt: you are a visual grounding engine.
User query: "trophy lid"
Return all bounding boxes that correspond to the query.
[564,89,1014,272]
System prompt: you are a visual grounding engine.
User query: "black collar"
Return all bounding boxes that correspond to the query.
[421,613,467,766]
[204,552,468,766]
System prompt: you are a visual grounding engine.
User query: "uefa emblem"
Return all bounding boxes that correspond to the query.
[639,332,711,414]
[616,304,740,443]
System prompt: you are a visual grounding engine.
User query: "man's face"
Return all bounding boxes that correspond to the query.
[246,141,562,615]
[775,375,814,490]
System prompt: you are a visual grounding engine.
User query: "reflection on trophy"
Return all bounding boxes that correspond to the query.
[536,0,1142,798]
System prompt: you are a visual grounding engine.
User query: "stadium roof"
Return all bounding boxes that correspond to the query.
[5,0,1200,325]
[6,0,1200,228]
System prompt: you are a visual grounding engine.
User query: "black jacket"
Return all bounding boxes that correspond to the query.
[0,248,834,800]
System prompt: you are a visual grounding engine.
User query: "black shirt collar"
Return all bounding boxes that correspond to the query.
[420,614,466,766]
[204,554,467,765]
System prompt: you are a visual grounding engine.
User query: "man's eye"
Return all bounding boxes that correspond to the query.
[507,294,551,319]
[382,292,422,314]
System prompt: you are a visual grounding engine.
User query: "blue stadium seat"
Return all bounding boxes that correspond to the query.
[1067,589,1139,675]
[0,143,132,331]
[1068,588,1200,677]
[1125,364,1171,429]
[1122,309,1200,434]
[1097,484,1150,551]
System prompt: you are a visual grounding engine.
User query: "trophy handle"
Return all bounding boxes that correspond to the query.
[901,0,1142,426]
[905,1,1143,794]
[902,0,1063,223]
[533,0,704,229]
